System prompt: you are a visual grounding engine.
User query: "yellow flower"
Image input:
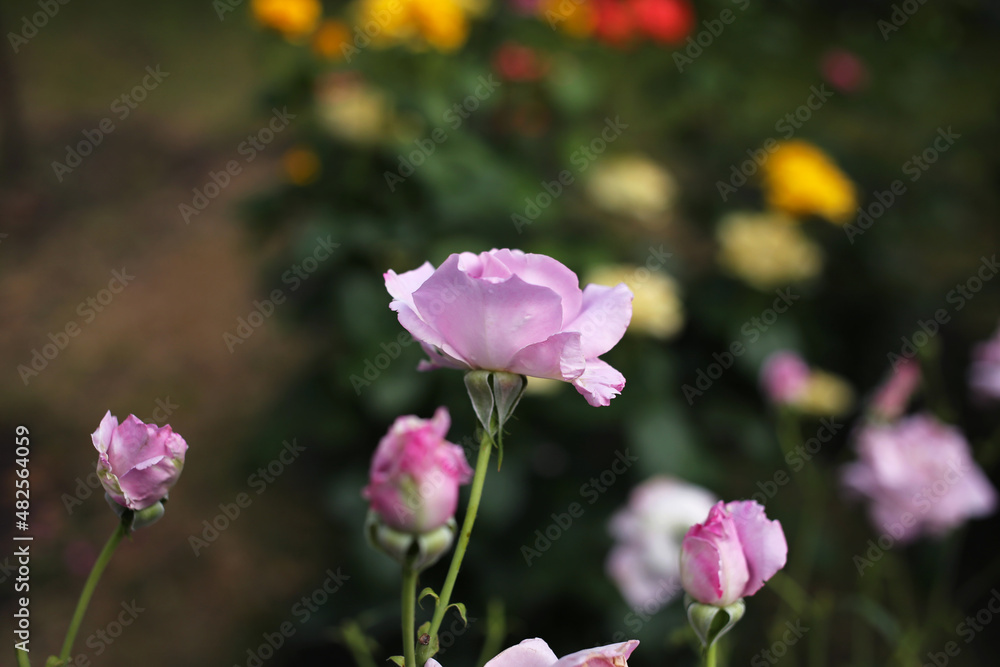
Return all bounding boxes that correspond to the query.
[587,154,677,224]
[315,74,391,144]
[537,0,594,37]
[716,211,823,291]
[762,140,856,224]
[283,147,321,185]
[524,376,563,396]
[312,20,352,60]
[355,0,473,51]
[587,265,684,339]
[795,370,854,416]
[252,0,321,39]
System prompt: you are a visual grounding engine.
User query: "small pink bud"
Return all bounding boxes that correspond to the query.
[760,351,810,405]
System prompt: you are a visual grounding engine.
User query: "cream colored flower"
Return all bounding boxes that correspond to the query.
[587,154,677,223]
[588,264,684,339]
[315,74,391,144]
[795,370,854,416]
[716,211,823,291]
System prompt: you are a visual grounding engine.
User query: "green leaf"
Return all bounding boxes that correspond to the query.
[388,656,405,666]
[418,587,439,609]
[447,602,469,626]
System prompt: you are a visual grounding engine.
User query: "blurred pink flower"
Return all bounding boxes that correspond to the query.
[841,413,997,541]
[969,326,1000,402]
[606,476,717,611]
[385,249,633,406]
[92,411,188,511]
[869,357,921,420]
[363,407,472,533]
[680,500,787,607]
[428,637,639,666]
[820,49,869,93]
[760,351,810,405]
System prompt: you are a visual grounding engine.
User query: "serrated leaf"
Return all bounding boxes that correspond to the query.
[418,587,439,609]
[448,602,469,626]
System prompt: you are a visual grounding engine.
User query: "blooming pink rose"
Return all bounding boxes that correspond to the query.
[385,249,633,407]
[841,413,996,541]
[869,357,921,420]
[427,637,639,667]
[680,501,787,607]
[760,351,810,405]
[92,411,188,511]
[363,407,472,533]
[969,326,1000,402]
[606,476,717,611]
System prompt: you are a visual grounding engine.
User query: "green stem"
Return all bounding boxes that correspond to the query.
[704,641,718,667]
[59,520,127,661]
[417,430,492,665]
[16,648,29,667]
[341,621,378,667]
[402,566,418,667]
[475,598,506,667]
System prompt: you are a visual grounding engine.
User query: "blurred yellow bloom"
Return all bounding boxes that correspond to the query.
[315,74,391,144]
[252,0,321,39]
[587,154,677,224]
[588,265,684,339]
[355,0,475,52]
[524,376,564,396]
[762,140,856,224]
[716,211,824,291]
[283,147,321,185]
[312,20,352,60]
[795,370,854,416]
[538,0,594,37]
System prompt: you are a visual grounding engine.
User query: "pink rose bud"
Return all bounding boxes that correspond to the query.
[869,357,921,420]
[385,249,634,407]
[363,407,473,534]
[760,351,810,405]
[841,413,997,541]
[92,411,188,512]
[680,501,787,607]
[969,325,1000,403]
[428,637,639,667]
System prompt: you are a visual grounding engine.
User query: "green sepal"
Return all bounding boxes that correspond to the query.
[447,602,468,626]
[388,656,405,666]
[464,371,495,436]
[685,595,746,649]
[418,587,439,609]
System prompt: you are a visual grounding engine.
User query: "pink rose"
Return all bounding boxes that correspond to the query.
[385,249,633,407]
[428,637,639,667]
[680,501,787,607]
[841,413,997,541]
[760,351,810,405]
[969,326,1000,402]
[363,407,473,533]
[92,411,188,511]
[606,476,717,611]
[869,357,921,420]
